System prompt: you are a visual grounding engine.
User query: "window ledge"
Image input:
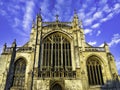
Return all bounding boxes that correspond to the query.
[89,85,105,88]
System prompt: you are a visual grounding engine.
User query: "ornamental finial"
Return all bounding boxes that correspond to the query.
[55,14,59,21]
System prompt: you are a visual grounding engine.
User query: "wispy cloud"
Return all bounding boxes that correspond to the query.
[96,30,101,36]
[88,41,97,46]
[92,23,100,29]
[0,0,120,38]
[84,29,92,35]
[93,11,103,20]
[108,34,120,47]
[0,9,7,16]
[80,2,120,35]
[23,1,35,32]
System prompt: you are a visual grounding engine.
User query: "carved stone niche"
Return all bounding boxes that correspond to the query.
[50,79,65,90]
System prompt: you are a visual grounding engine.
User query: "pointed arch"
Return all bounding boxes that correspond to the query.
[12,58,26,88]
[40,31,73,77]
[42,30,73,42]
[86,55,104,85]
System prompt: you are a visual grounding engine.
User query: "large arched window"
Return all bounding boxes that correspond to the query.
[13,58,26,87]
[87,56,104,85]
[41,32,72,77]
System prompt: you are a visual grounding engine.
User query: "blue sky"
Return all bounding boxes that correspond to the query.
[0,0,120,73]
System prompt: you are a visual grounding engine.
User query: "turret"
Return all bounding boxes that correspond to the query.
[12,39,17,48]
[104,42,110,53]
[36,8,42,28]
[2,43,7,53]
[31,19,36,34]
[32,19,35,28]
[72,10,79,29]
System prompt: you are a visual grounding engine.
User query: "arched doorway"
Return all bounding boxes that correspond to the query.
[51,84,62,90]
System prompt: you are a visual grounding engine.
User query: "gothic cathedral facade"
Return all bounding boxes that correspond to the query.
[0,12,120,90]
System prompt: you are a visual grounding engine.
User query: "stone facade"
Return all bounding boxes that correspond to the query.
[0,11,120,90]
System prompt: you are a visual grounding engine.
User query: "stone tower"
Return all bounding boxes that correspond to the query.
[0,11,120,90]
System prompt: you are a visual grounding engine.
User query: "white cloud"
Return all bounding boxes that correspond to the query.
[88,41,97,46]
[93,11,103,20]
[114,3,120,11]
[78,12,85,20]
[82,2,120,32]
[108,34,120,47]
[99,43,104,47]
[92,23,100,29]
[103,4,111,13]
[84,29,92,35]
[13,18,21,28]
[23,1,35,31]
[100,13,114,23]
[84,18,93,26]
[96,30,101,36]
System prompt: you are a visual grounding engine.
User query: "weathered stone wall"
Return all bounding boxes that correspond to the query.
[65,80,82,90]
[33,80,49,90]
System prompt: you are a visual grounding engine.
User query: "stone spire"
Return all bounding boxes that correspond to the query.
[2,43,7,52]
[104,42,110,53]
[74,9,78,19]
[32,19,35,28]
[55,14,59,22]
[36,8,42,29]
[72,9,79,29]
[12,39,17,47]
[37,8,42,22]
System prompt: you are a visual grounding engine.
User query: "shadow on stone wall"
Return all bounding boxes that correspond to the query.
[100,80,120,90]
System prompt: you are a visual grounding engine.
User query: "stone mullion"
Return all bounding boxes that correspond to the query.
[51,36,53,77]
[88,65,92,85]
[64,43,67,71]
[55,35,56,72]
[61,36,64,77]
[93,65,97,85]
[99,66,103,85]
[47,43,50,70]
[51,36,53,71]
[40,44,44,71]
[61,36,63,68]
[58,38,59,71]
[67,43,70,69]
[69,44,72,67]
[45,43,47,69]
[43,43,45,67]
[95,64,99,85]
[98,65,102,85]
[91,65,95,85]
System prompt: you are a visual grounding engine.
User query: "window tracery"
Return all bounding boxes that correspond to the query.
[40,32,74,78]
[87,57,104,85]
[13,59,26,88]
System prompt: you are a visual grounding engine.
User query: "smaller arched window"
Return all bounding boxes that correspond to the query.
[13,58,26,87]
[87,56,104,85]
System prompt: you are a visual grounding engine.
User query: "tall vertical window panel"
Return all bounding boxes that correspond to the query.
[87,59,104,85]
[42,32,72,73]
[13,59,26,87]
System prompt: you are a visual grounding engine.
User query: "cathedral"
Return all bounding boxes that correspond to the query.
[0,11,120,90]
